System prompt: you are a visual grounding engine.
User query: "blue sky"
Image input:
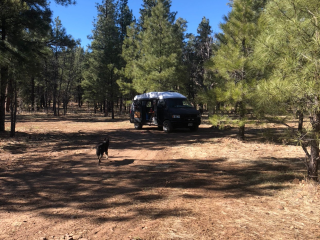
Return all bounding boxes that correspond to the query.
[50,0,231,48]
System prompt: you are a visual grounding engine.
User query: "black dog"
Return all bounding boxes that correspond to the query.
[96,137,109,165]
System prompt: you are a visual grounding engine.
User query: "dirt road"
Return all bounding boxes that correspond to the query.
[0,115,319,239]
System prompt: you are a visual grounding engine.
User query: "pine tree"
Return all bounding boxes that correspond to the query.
[253,0,320,180]
[122,0,185,93]
[209,0,264,140]
[138,0,176,29]
[0,0,76,132]
[183,17,214,103]
[49,17,76,116]
[83,0,127,118]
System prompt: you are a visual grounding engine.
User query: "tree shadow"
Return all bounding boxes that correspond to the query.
[0,113,307,225]
[0,151,304,223]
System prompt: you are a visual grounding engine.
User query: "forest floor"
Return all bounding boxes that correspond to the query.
[0,111,320,240]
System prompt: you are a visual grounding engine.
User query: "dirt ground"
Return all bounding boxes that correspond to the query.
[0,112,320,240]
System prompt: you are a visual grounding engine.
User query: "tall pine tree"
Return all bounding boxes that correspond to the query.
[83,0,132,118]
[253,0,320,180]
[0,0,76,132]
[209,0,265,140]
[122,0,185,93]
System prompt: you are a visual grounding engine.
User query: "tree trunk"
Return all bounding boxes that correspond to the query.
[120,95,123,114]
[57,99,60,116]
[308,139,319,181]
[111,100,114,119]
[305,112,320,181]
[0,66,8,132]
[0,17,7,131]
[53,84,57,116]
[104,100,107,117]
[297,110,303,134]
[6,78,11,113]
[237,101,245,140]
[238,125,245,141]
[9,77,17,137]
[78,84,82,107]
[31,76,35,111]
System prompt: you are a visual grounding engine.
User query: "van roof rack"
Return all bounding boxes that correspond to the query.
[134,91,186,100]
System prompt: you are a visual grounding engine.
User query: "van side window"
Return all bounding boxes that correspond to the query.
[158,99,165,107]
[133,100,141,106]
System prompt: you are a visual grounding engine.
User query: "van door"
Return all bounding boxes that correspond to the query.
[130,100,142,123]
[157,99,165,125]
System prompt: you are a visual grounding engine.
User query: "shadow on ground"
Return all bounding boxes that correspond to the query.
[0,113,305,223]
[0,153,303,223]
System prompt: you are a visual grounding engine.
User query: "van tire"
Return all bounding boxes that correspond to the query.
[134,122,142,130]
[189,125,199,131]
[163,120,173,133]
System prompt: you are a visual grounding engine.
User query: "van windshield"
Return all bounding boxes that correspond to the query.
[166,98,193,108]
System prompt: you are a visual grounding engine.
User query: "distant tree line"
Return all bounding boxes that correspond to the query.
[1,0,320,180]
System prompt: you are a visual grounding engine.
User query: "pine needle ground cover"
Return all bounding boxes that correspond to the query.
[0,112,319,239]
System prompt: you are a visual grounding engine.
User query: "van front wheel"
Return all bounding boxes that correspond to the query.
[163,120,173,133]
[189,125,199,131]
[134,122,142,130]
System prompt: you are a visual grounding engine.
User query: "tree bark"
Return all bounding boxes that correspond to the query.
[104,100,107,117]
[306,112,320,181]
[31,76,35,111]
[308,139,319,181]
[9,77,17,137]
[0,17,7,131]
[119,95,123,114]
[111,100,114,119]
[53,83,57,116]
[237,101,245,140]
[0,66,8,132]
[297,110,303,134]
[6,77,11,113]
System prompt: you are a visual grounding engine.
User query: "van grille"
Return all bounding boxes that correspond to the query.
[181,114,197,122]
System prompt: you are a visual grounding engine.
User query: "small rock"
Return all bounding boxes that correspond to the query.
[65,234,73,240]
[277,205,284,210]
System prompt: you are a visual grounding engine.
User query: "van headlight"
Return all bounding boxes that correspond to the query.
[172,115,180,119]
